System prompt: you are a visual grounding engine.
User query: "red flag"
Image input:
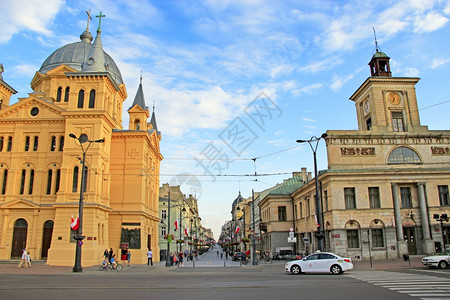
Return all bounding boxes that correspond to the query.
[185,227,189,236]
[314,214,319,227]
[71,214,79,231]
[235,226,240,234]
[174,220,179,231]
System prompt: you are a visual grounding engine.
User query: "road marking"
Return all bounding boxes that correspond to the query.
[347,271,450,299]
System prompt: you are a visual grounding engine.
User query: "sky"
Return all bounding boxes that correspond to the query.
[1,0,450,239]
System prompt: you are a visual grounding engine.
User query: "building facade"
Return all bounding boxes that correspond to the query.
[0,18,162,266]
[261,48,450,260]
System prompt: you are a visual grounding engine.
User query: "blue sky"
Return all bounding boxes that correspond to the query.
[1,0,450,238]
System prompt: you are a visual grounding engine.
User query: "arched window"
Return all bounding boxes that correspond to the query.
[77,90,84,108]
[89,89,95,108]
[135,120,140,130]
[33,136,38,151]
[50,136,56,151]
[64,87,70,102]
[72,166,79,192]
[388,147,421,164]
[0,136,3,151]
[82,166,88,192]
[24,136,30,151]
[59,136,64,151]
[55,169,61,193]
[28,169,34,195]
[46,169,52,195]
[2,169,7,194]
[56,87,62,102]
[7,136,12,151]
[20,169,26,194]
[0,99,2,110]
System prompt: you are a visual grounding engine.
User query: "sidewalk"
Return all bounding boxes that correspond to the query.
[0,252,426,275]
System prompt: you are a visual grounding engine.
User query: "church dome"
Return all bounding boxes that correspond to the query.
[371,50,389,60]
[39,30,124,85]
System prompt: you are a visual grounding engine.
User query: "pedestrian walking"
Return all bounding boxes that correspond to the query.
[18,249,27,268]
[127,250,131,266]
[178,252,184,267]
[27,252,32,268]
[103,249,109,260]
[147,248,153,266]
[169,252,174,266]
[173,253,178,266]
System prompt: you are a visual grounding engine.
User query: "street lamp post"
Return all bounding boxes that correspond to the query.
[434,214,449,252]
[165,191,172,267]
[69,133,104,273]
[296,133,327,252]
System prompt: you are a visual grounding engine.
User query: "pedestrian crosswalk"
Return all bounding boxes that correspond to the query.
[347,271,450,299]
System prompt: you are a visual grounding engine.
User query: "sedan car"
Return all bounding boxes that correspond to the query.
[285,252,353,275]
[232,252,244,261]
[422,252,450,269]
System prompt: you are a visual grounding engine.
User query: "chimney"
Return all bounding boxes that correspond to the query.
[301,167,307,182]
[307,172,312,181]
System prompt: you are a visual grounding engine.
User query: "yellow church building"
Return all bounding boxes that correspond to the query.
[0,17,162,266]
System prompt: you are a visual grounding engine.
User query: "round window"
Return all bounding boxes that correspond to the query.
[30,107,39,116]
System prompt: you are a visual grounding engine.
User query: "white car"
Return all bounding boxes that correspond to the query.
[285,252,353,275]
[422,252,450,269]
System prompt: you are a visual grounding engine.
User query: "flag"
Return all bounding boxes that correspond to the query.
[71,214,79,231]
[314,214,319,227]
[235,226,240,234]
[174,220,179,231]
[185,227,189,236]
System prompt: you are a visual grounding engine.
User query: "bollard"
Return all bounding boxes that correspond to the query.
[224,260,226,267]
[193,259,195,268]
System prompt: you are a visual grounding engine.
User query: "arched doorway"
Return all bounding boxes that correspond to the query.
[11,218,28,258]
[41,220,54,259]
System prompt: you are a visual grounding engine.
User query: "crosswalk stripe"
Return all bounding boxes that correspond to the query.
[347,271,450,299]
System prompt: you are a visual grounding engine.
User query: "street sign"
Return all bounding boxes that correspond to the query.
[289,227,294,232]
[303,238,309,243]
[289,231,294,238]
[288,237,297,243]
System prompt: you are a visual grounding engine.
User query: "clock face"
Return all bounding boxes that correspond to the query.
[363,100,370,113]
[389,92,401,105]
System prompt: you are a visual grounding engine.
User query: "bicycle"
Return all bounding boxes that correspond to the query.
[99,263,123,272]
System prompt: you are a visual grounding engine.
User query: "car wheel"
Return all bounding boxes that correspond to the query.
[438,260,448,269]
[330,264,342,275]
[291,265,302,275]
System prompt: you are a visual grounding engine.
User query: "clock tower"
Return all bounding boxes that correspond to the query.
[350,49,428,134]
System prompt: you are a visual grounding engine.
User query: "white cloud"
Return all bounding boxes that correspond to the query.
[0,0,63,43]
[13,64,39,77]
[302,117,316,123]
[431,58,450,69]
[292,83,323,96]
[403,67,420,77]
[299,58,344,73]
[330,72,355,91]
[413,11,448,33]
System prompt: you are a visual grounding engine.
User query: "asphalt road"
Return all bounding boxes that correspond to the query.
[3,264,450,300]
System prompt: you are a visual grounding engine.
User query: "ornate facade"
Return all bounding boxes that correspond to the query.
[0,17,162,266]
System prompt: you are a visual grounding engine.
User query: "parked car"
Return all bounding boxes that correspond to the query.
[232,252,245,261]
[422,252,450,269]
[285,252,353,275]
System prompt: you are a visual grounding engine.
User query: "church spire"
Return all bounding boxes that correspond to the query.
[130,76,148,110]
[82,12,107,72]
[150,103,159,134]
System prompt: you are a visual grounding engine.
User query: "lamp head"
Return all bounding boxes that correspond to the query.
[321,133,328,139]
[69,133,77,139]
[434,214,440,220]
[296,139,306,143]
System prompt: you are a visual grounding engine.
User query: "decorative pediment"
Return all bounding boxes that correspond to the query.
[128,104,149,115]
[0,95,65,121]
[1,198,40,209]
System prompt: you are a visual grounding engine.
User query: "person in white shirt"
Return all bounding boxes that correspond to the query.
[147,249,153,266]
[18,249,28,268]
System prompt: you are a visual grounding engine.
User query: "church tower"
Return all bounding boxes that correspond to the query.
[0,64,17,110]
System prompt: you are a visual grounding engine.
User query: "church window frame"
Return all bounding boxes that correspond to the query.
[28,169,34,195]
[59,136,64,151]
[56,87,62,102]
[55,169,61,194]
[46,169,53,195]
[72,166,79,193]
[33,136,38,151]
[77,90,84,108]
[50,136,56,151]
[24,136,30,151]
[0,136,3,151]
[20,169,26,195]
[1,169,7,195]
[64,87,70,102]
[7,136,12,151]
[88,89,95,108]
